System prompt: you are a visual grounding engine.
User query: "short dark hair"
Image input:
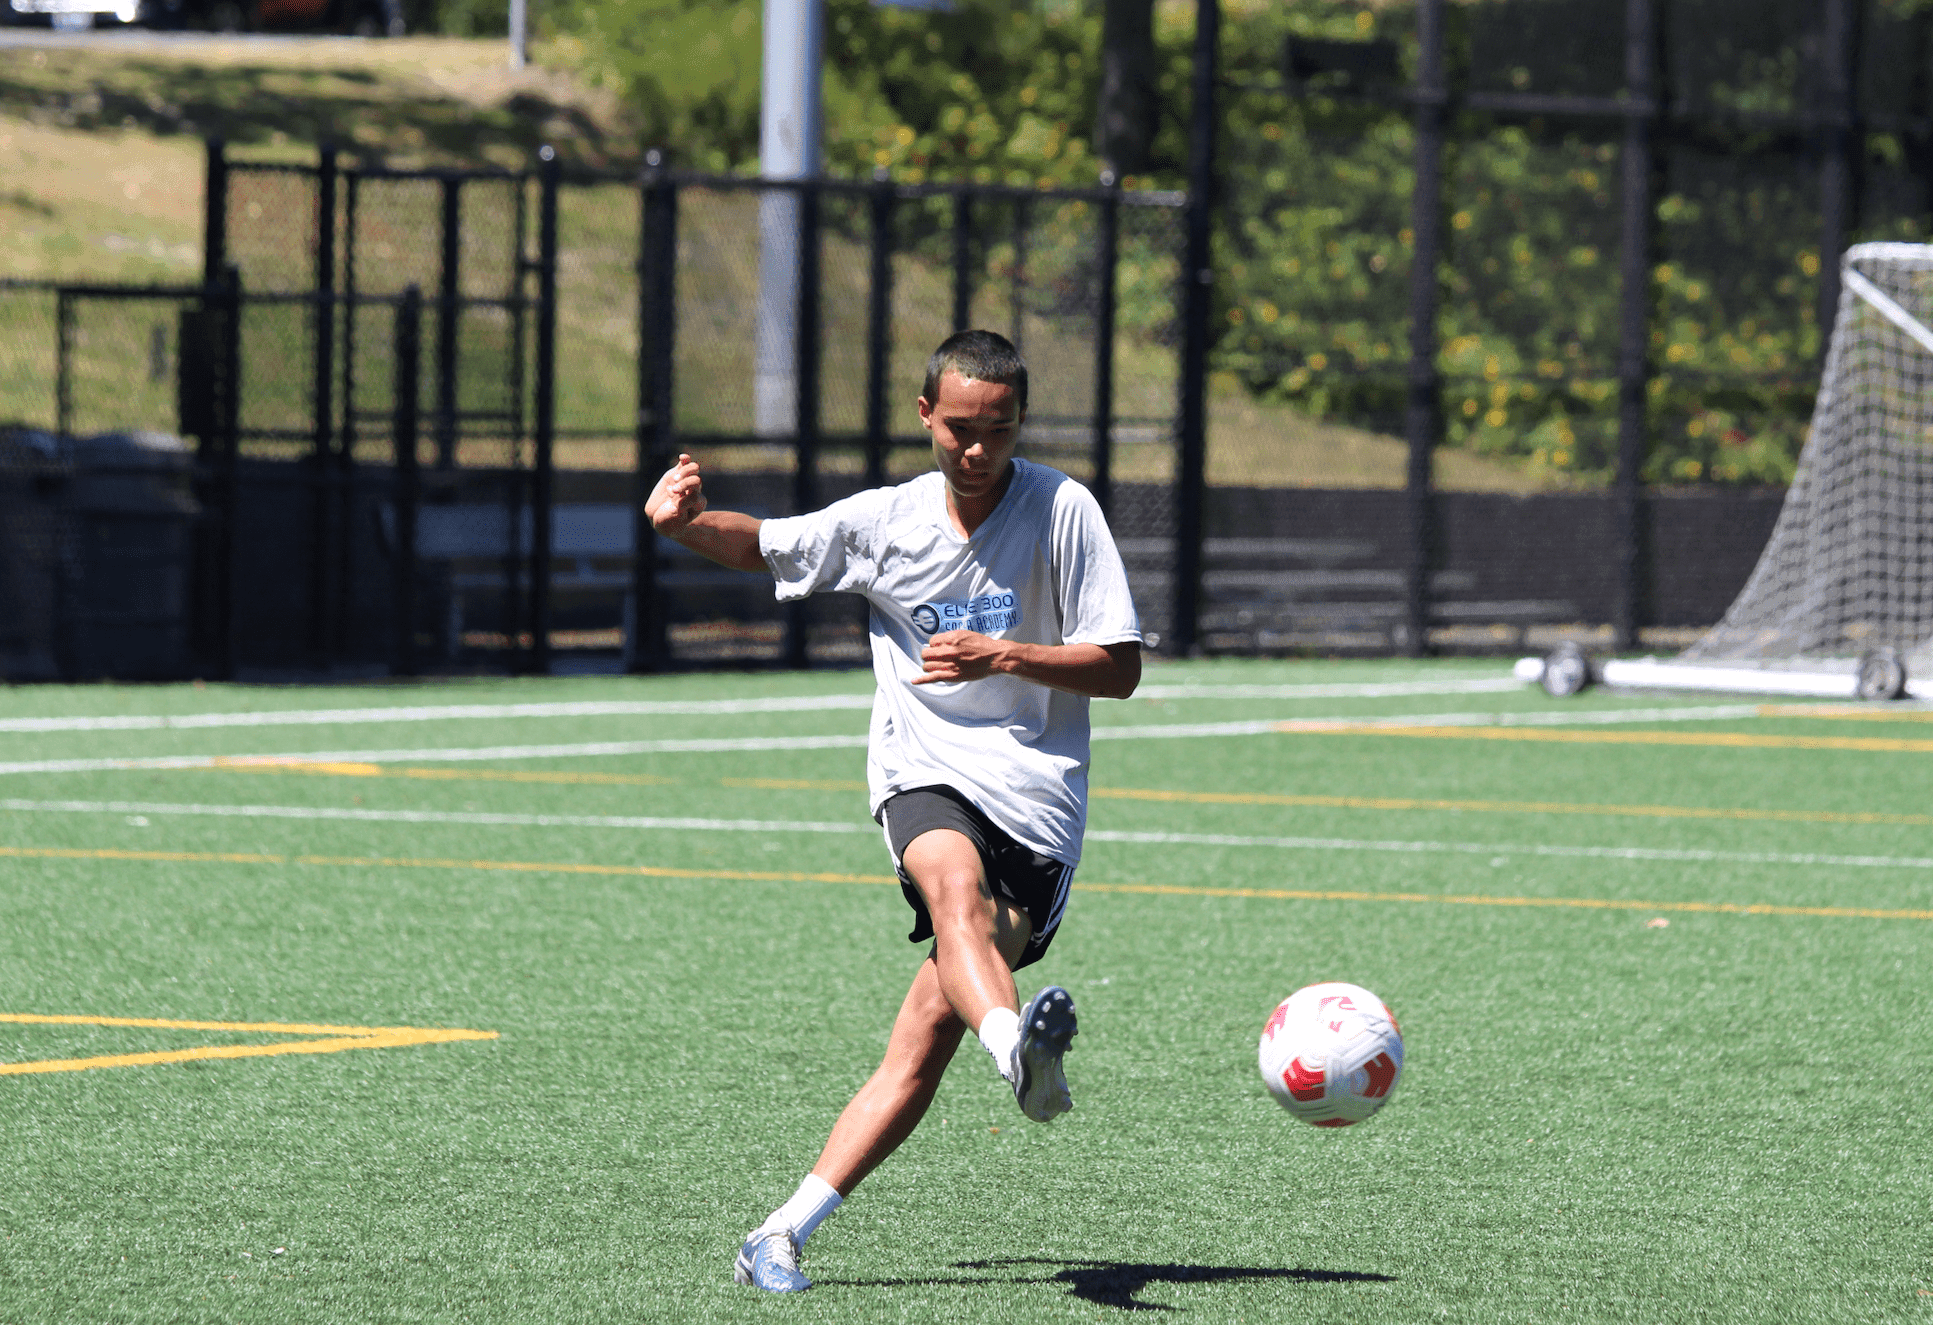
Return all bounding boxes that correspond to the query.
[922,330,1028,412]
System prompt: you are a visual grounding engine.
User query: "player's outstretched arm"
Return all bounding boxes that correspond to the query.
[646,453,765,573]
[913,634,1141,699]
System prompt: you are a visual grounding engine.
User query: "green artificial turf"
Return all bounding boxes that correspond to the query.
[1,658,1929,1322]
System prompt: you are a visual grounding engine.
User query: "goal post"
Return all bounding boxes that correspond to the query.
[1524,242,1933,701]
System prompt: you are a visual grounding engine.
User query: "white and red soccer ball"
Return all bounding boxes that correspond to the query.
[1258,982,1403,1127]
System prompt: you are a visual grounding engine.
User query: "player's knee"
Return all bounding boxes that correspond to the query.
[913,995,962,1050]
[919,869,994,928]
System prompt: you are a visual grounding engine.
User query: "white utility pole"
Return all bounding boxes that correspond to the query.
[508,0,527,69]
[754,0,823,435]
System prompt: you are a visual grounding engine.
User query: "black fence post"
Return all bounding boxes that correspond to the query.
[1172,0,1220,657]
[392,285,423,677]
[952,192,974,333]
[436,176,462,470]
[209,265,243,681]
[1093,170,1121,520]
[630,150,677,674]
[1401,0,1448,659]
[865,168,895,488]
[309,145,338,659]
[530,147,560,676]
[786,181,823,670]
[503,176,532,663]
[55,290,72,442]
[203,138,228,287]
[1818,0,1860,355]
[335,167,360,657]
[1614,0,1658,651]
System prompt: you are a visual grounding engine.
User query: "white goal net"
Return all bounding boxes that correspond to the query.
[1682,242,1933,679]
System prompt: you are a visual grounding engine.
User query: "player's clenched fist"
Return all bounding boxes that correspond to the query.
[647,454,707,535]
[913,630,1008,685]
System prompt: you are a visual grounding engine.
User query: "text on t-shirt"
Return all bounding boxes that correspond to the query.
[910,591,1021,636]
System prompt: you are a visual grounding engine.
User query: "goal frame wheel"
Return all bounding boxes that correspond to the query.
[1855,648,1908,701]
[1540,642,1594,698]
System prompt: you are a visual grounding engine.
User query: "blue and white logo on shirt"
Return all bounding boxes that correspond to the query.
[910,591,1021,636]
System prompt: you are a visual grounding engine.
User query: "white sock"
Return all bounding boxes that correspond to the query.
[978,1006,1021,1084]
[755,1174,842,1247]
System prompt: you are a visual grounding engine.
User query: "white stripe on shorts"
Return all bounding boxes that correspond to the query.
[1036,860,1075,941]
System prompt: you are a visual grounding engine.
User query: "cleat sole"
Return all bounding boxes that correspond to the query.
[1015,986,1077,1123]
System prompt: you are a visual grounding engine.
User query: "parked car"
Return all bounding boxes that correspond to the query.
[145,0,404,33]
[4,0,400,32]
[4,0,140,31]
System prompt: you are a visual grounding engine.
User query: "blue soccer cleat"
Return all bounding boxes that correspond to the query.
[1014,985,1077,1122]
[734,1228,811,1293]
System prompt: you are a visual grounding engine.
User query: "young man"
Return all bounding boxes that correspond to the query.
[645,329,1142,1293]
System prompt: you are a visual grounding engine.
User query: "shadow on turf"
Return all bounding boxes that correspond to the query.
[824,1257,1393,1310]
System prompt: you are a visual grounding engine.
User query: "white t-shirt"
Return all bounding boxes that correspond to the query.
[757,458,1141,866]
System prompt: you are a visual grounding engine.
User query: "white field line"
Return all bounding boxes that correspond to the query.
[0,676,1533,734]
[1084,829,1933,871]
[4,797,1929,872]
[1091,704,1764,742]
[0,696,874,734]
[0,735,873,776]
[1135,677,1528,700]
[0,799,874,835]
[0,706,1773,777]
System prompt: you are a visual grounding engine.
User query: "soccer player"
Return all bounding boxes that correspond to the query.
[644,330,1142,1294]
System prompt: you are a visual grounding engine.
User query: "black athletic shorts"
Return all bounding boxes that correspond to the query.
[877,785,1075,971]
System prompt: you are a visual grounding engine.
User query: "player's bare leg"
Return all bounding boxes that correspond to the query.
[737,833,1074,1291]
[898,828,1077,1122]
[809,897,1030,1196]
[901,828,1024,1029]
[735,899,1029,1292]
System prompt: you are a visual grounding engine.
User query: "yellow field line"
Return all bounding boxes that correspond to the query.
[1089,786,1933,827]
[1,1012,414,1034]
[723,777,869,791]
[0,844,285,865]
[0,842,897,885]
[1074,880,1933,921]
[0,1016,498,1077]
[216,761,673,787]
[1758,704,1933,722]
[4,842,1929,923]
[1290,724,1933,753]
[215,759,385,777]
[288,853,898,886]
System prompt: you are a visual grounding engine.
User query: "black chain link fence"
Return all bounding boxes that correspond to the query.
[1,279,231,680]
[1212,0,1932,656]
[635,174,1186,665]
[0,150,1185,679]
[12,0,1902,682]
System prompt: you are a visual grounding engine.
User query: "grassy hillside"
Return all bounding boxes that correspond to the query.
[0,33,1551,491]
